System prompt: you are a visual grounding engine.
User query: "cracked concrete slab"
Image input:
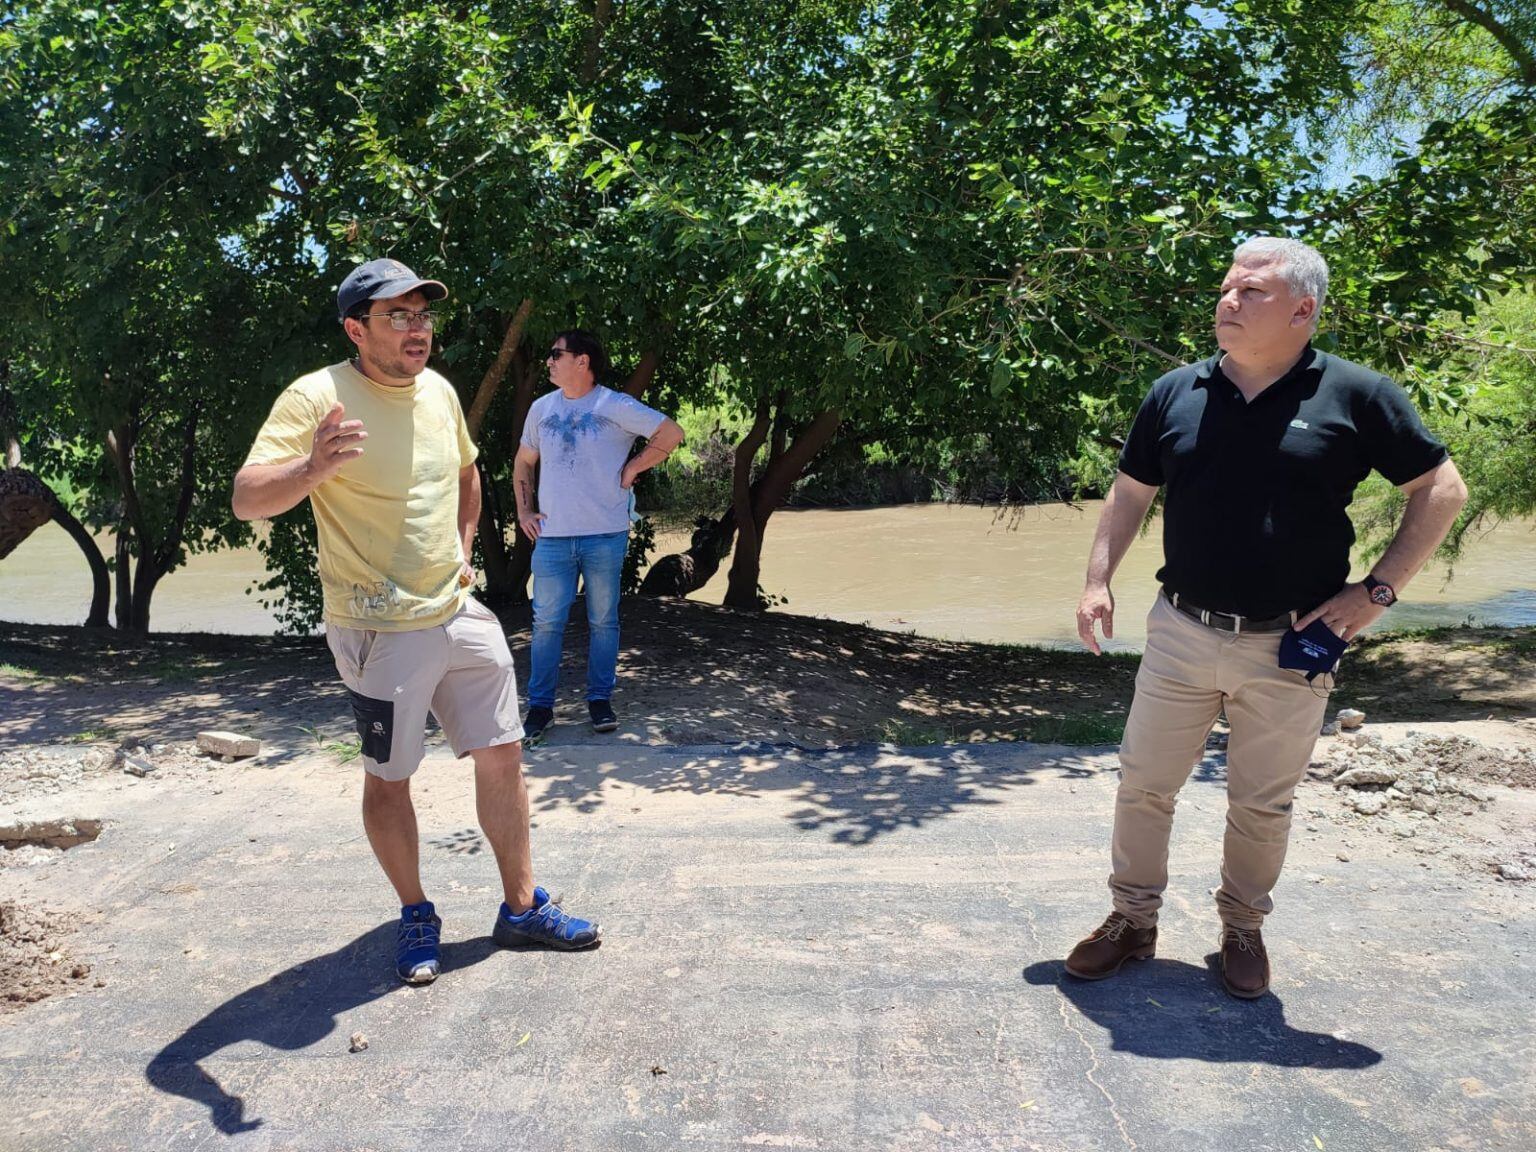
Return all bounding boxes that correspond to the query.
[1,738,1531,1150]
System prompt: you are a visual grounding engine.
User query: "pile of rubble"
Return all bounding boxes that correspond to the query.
[1309,729,1500,817]
[0,730,263,802]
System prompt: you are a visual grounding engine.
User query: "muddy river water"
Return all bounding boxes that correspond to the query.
[2,503,1532,651]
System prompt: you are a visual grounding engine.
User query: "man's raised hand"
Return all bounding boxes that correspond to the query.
[309,402,367,481]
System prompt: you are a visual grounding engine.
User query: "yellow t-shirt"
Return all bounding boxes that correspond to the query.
[244,361,479,632]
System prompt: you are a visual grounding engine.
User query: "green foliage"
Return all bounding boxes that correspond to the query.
[2,0,1532,633]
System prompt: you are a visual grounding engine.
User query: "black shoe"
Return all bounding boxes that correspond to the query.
[523,705,554,746]
[588,699,618,733]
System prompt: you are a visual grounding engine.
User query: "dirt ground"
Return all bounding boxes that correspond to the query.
[2,602,1534,1015]
[2,601,1532,751]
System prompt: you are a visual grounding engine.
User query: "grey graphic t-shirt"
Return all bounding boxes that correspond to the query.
[520,385,667,537]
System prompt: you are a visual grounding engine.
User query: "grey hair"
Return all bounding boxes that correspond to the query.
[1232,237,1329,325]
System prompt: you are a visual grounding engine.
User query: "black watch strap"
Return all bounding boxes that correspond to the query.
[1364,574,1396,606]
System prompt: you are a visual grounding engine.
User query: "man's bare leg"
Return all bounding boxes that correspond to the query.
[361,774,428,906]
[472,741,537,913]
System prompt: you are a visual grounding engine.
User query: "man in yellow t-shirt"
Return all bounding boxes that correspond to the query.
[233,259,601,984]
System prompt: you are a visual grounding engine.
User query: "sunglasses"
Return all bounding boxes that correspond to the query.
[546,347,579,361]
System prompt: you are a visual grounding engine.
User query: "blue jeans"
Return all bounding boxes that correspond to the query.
[528,531,629,708]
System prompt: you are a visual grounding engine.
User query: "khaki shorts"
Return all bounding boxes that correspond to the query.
[325,597,524,781]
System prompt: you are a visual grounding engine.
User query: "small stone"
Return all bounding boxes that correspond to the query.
[1353,794,1386,816]
[1334,766,1399,788]
[1336,852,1351,862]
[1337,708,1366,730]
[1499,864,1530,882]
[1319,721,1340,736]
[196,731,262,760]
[119,753,154,777]
[1410,794,1439,815]
[349,1031,369,1052]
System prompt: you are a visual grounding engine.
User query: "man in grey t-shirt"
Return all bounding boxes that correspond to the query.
[514,329,685,742]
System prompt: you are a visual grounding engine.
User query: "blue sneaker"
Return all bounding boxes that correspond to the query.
[396,901,442,984]
[493,886,601,950]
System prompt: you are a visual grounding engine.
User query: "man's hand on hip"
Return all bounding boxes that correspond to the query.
[1294,582,1386,641]
[1076,583,1115,655]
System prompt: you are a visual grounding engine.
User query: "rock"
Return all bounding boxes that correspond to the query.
[1334,766,1399,788]
[117,752,154,777]
[196,731,261,760]
[349,1031,369,1053]
[1337,708,1366,730]
[1387,820,1417,839]
[1498,864,1530,881]
[1319,721,1340,736]
[1336,852,1351,862]
[1410,794,1439,816]
[1353,793,1387,816]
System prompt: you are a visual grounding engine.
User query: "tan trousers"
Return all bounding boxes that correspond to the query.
[1110,593,1330,930]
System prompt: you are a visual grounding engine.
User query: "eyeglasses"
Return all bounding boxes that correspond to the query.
[546,347,575,361]
[362,310,438,332]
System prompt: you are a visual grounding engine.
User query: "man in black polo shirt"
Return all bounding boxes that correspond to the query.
[1066,237,1467,998]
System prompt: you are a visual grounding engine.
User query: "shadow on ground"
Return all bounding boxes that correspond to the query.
[528,743,1109,845]
[1023,958,1383,1068]
[144,925,500,1134]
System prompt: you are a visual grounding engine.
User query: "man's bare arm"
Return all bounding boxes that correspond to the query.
[232,402,366,520]
[1297,458,1468,638]
[513,444,545,541]
[620,418,686,489]
[1076,471,1160,655]
[457,464,481,585]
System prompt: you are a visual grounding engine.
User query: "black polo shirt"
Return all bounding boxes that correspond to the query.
[1118,346,1448,618]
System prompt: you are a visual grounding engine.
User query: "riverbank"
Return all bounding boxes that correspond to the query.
[2,599,1534,751]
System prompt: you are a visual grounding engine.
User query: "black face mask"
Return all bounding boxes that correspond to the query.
[1278,619,1349,682]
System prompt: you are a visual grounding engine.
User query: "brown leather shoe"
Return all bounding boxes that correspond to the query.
[1064,913,1157,980]
[1219,925,1270,998]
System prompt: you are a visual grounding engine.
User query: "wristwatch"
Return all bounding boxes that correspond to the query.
[1363,574,1397,607]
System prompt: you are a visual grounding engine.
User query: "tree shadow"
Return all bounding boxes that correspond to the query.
[144,924,498,1134]
[528,743,1105,846]
[1023,957,1382,1068]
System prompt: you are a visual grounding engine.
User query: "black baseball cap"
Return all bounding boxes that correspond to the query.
[336,259,447,320]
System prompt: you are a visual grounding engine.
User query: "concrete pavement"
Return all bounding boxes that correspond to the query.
[1,737,1531,1150]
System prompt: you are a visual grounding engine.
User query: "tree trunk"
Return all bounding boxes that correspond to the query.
[45,488,111,628]
[582,0,614,85]
[476,459,512,594]
[498,357,543,603]
[114,527,133,632]
[105,398,202,634]
[466,300,534,440]
[636,512,736,597]
[623,349,661,398]
[723,406,842,609]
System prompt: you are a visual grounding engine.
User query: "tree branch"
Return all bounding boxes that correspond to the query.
[467,299,534,439]
[1441,0,1536,87]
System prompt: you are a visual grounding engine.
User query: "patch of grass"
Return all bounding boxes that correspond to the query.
[0,662,43,683]
[63,727,118,745]
[875,718,951,746]
[1023,713,1126,746]
[323,737,362,764]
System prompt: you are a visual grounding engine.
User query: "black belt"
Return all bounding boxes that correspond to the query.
[1163,589,1296,634]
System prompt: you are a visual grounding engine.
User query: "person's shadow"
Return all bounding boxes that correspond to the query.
[145,925,498,1134]
[1023,957,1382,1068]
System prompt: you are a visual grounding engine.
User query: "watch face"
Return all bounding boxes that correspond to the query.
[1369,585,1395,607]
